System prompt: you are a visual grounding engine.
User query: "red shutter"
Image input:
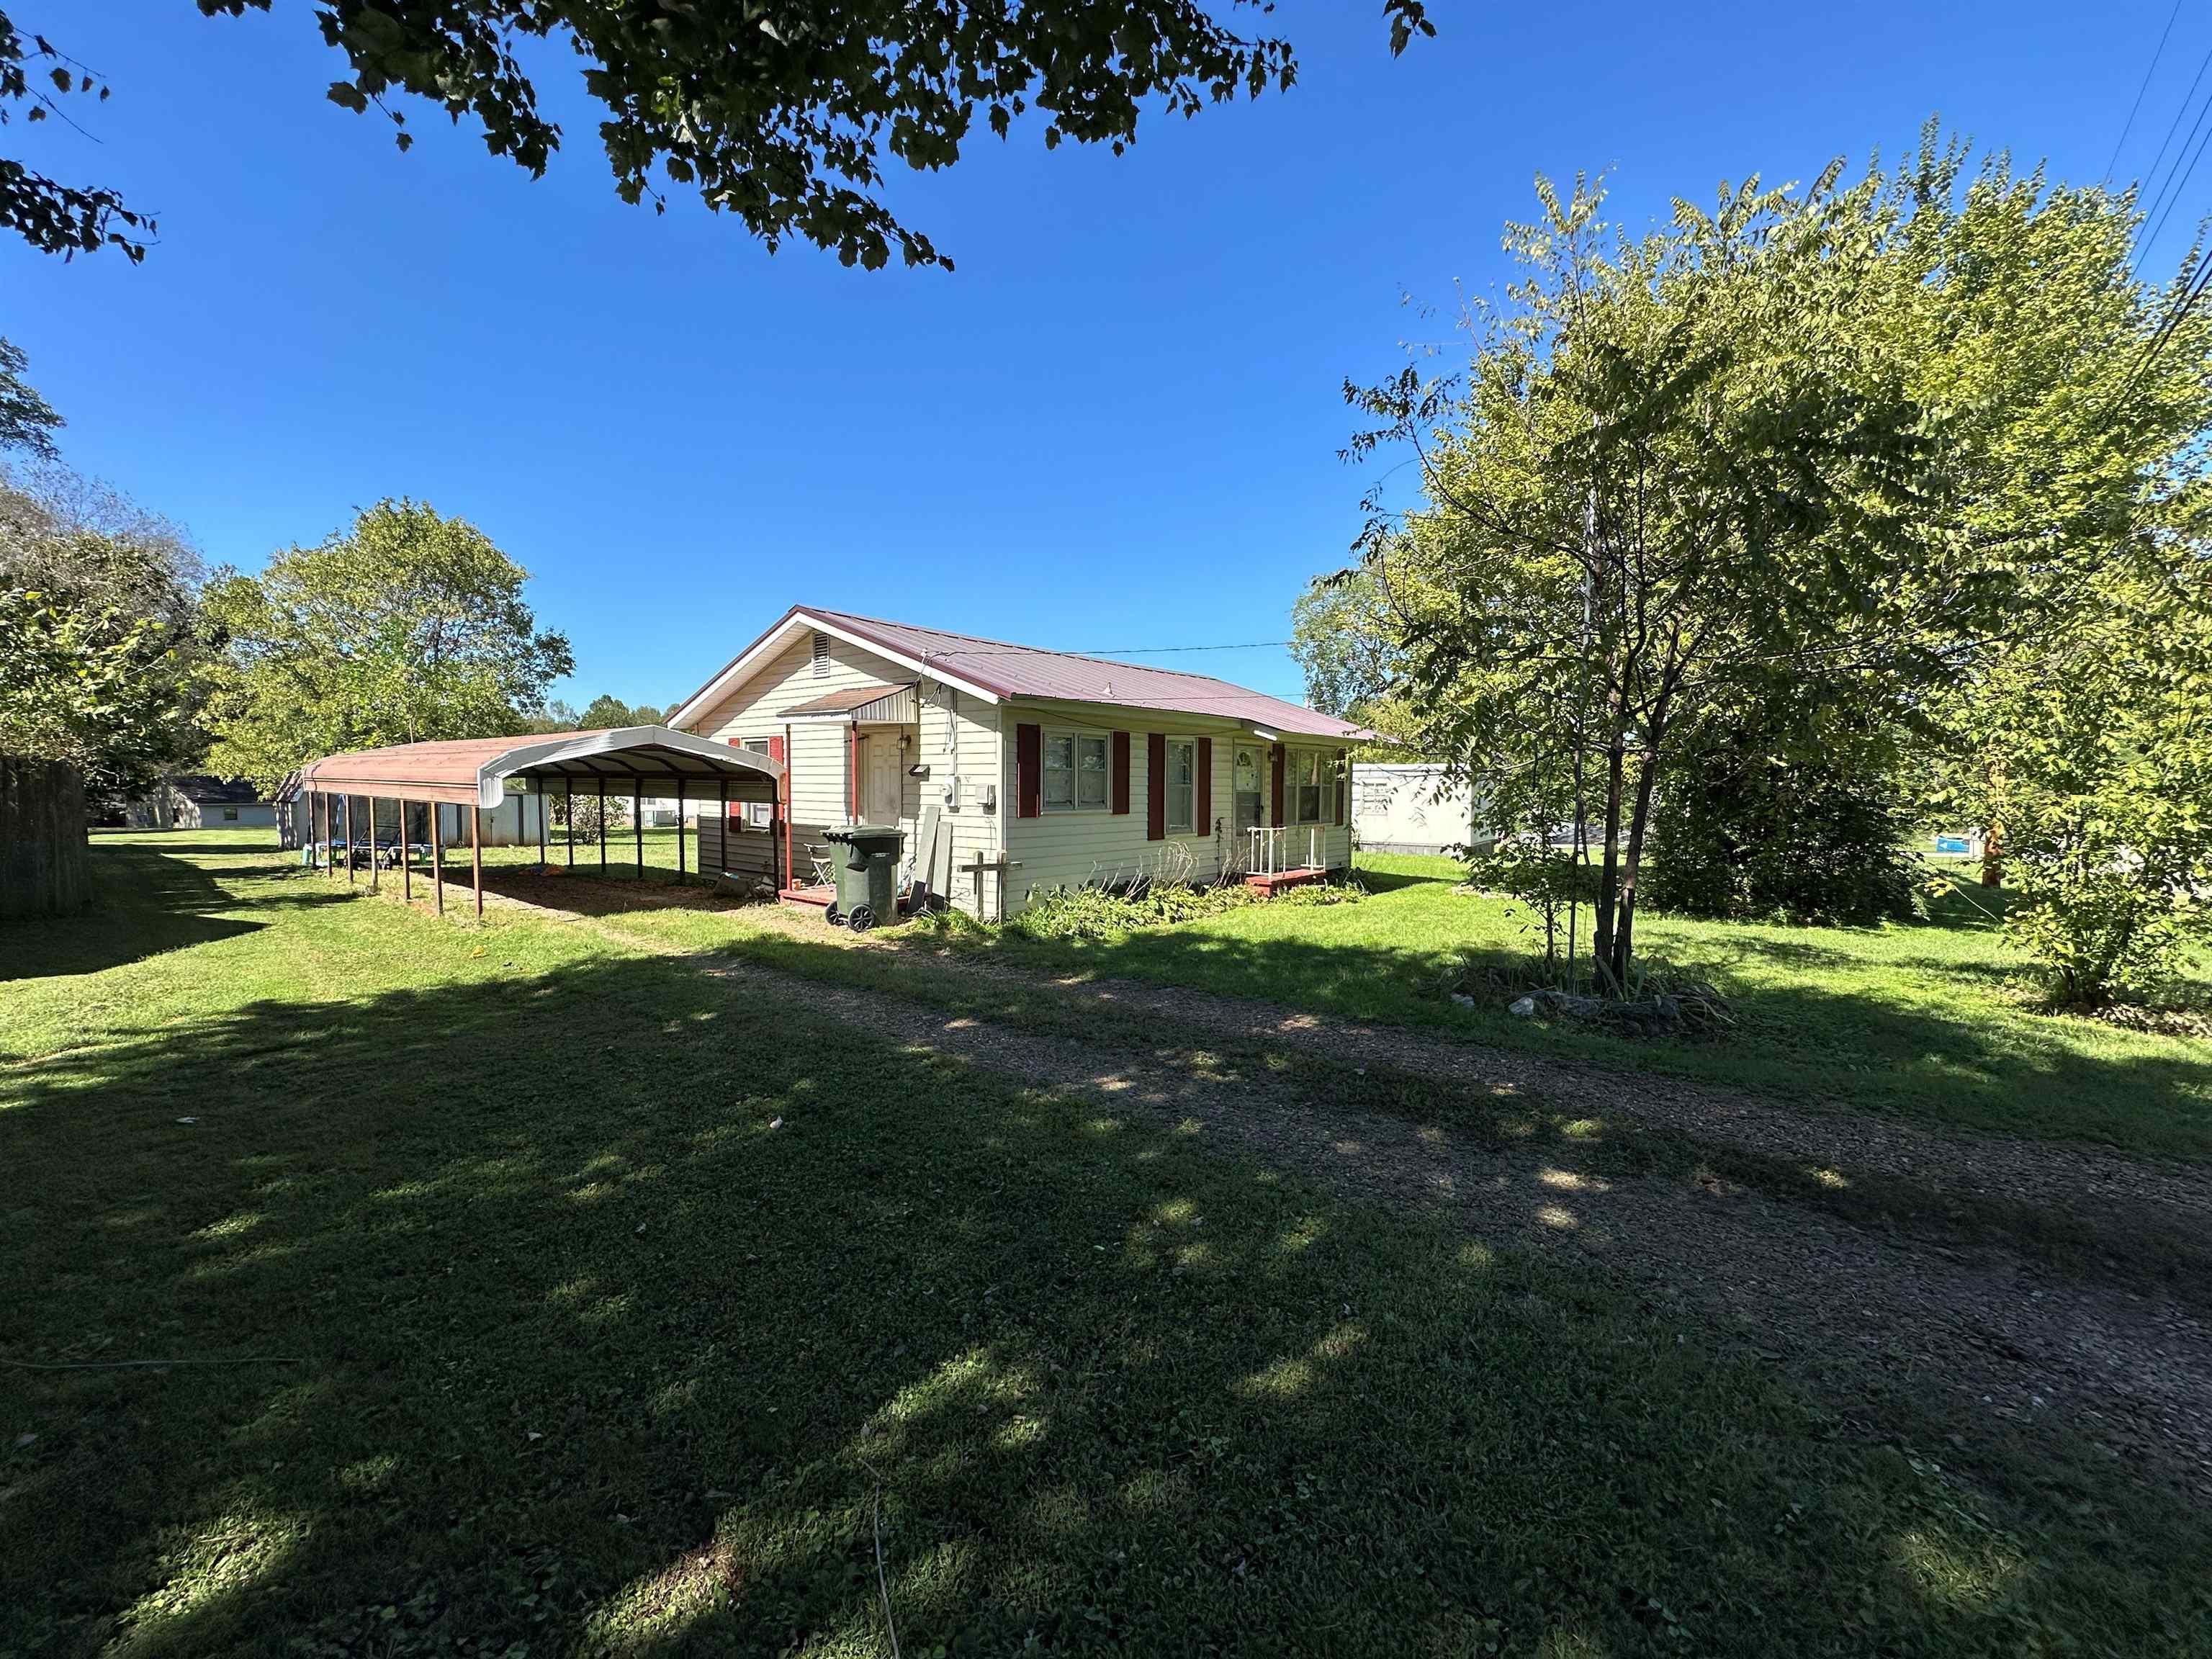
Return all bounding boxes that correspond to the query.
[1016,722,1042,819]
[767,734,786,766]
[1335,749,1347,826]
[1196,737,1213,833]
[1270,745,1286,824]
[1146,733,1166,840]
[1111,731,1130,815]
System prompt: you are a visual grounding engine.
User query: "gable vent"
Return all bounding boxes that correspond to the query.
[811,631,830,678]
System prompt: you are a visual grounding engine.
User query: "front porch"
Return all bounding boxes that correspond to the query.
[1236,823,1333,892]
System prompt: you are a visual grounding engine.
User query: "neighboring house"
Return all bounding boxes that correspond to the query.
[1352,763,1494,857]
[667,606,1372,918]
[127,775,279,831]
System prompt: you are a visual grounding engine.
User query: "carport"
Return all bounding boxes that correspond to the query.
[295,727,785,919]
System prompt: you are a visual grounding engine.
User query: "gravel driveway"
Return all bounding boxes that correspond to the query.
[685,948,2212,1501]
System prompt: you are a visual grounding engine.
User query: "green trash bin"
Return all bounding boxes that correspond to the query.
[823,824,902,930]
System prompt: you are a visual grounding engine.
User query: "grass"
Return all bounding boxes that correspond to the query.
[233,827,2212,1159]
[816,850,2210,1163]
[4,831,2211,1655]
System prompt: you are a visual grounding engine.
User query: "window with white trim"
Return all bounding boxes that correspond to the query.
[1290,750,1334,824]
[1043,729,1110,811]
[1165,738,1196,835]
[741,737,773,826]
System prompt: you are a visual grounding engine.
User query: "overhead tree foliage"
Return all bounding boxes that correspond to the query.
[4,1,1431,269]
[203,499,574,793]
[1342,133,2212,994]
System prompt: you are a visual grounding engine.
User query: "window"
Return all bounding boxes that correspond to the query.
[1043,730,1109,811]
[222,806,240,822]
[1166,738,1196,835]
[1292,750,1334,824]
[742,737,773,826]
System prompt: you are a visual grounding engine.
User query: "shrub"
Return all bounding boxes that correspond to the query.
[1643,727,1917,926]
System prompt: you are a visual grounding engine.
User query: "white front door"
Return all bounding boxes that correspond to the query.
[860,732,904,825]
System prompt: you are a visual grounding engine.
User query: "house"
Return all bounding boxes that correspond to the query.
[127,775,279,831]
[667,606,1373,917]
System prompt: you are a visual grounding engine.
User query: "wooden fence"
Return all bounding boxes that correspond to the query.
[1,756,89,918]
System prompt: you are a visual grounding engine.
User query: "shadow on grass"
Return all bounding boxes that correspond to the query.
[9,933,2209,1653]
[0,845,350,983]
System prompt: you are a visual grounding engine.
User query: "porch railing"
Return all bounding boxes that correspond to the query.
[1246,825,1324,876]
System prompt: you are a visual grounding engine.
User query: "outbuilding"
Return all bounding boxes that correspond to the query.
[291,726,783,918]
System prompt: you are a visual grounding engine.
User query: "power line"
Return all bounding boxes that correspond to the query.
[2138,97,2212,264]
[2131,36,2212,256]
[2108,0,2188,181]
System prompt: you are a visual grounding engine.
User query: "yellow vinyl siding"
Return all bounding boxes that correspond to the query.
[680,629,1005,910]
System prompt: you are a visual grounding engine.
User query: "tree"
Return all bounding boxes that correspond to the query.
[1642,687,1919,925]
[203,499,574,793]
[578,694,663,731]
[1943,546,2212,1006]
[5,1,1431,270]
[0,336,60,457]
[0,470,209,799]
[1345,136,2212,992]
[515,698,580,735]
[1288,566,1419,749]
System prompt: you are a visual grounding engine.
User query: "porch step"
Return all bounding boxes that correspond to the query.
[778,882,837,908]
[1243,867,1326,894]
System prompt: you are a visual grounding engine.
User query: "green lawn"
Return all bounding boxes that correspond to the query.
[848,851,2211,1162]
[6,832,2209,1655]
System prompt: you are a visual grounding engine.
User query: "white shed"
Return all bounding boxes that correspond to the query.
[1352,763,1491,857]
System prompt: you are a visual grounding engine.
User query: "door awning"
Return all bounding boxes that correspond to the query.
[775,682,919,724]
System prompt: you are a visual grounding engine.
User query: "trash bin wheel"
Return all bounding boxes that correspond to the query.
[824,905,845,927]
[848,905,876,933]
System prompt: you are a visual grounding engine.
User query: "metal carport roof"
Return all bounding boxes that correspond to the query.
[295,726,783,810]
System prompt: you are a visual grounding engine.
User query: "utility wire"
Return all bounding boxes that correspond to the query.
[2131,36,2212,259]
[2138,104,2212,266]
[2108,0,2188,181]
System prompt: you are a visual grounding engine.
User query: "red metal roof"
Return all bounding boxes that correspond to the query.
[683,606,1374,740]
[295,727,782,809]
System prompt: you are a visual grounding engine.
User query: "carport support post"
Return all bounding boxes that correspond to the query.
[470,805,483,920]
[401,797,412,904]
[431,808,445,917]
[632,780,642,878]
[344,795,354,885]
[676,777,686,877]
[598,778,607,873]
[565,776,574,868]
[536,783,547,871]
[369,796,380,892]
[717,776,728,878]
[319,792,330,877]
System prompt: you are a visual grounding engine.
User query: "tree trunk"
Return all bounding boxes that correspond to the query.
[1592,737,1627,992]
[1610,746,1663,988]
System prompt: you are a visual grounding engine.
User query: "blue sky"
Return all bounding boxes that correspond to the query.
[6,1,2200,711]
